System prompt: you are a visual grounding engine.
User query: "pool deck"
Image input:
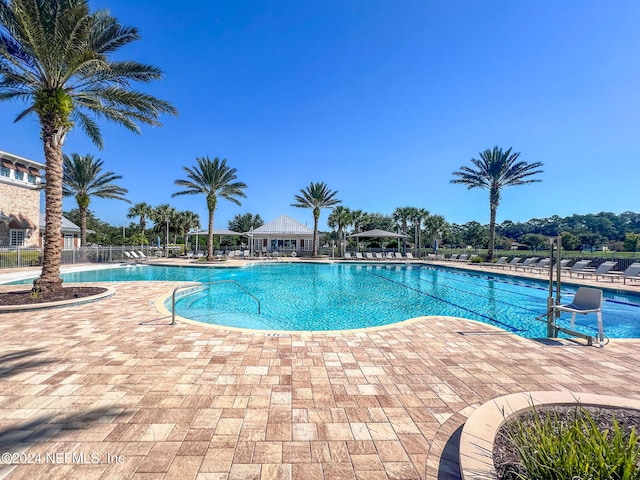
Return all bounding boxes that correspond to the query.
[1,260,640,479]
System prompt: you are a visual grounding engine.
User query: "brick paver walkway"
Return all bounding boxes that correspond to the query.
[1,279,640,479]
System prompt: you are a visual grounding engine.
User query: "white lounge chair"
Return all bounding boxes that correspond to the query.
[555,287,604,347]
[374,253,384,260]
[137,251,148,261]
[405,252,415,260]
[385,252,394,260]
[365,252,375,261]
[394,252,403,259]
[355,252,364,260]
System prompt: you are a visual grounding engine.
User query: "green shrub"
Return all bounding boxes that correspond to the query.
[505,404,640,480]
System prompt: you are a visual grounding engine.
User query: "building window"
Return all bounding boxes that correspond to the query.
[64,235,74,250]
[1,166,9,177]
[28,174,37,184]
[10,229,25,247]
[14,170,24,181]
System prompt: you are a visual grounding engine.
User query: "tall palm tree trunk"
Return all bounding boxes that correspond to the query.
[80,204,88,246]
[488,191,499,262]
[312,215,319,257]
[33,129,65,293]
[207,208,215,261]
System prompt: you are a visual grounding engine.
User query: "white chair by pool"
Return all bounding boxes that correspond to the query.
[555,287,604,347]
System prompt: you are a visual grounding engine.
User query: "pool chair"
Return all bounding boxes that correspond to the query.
[405,252,415,260]
[365,252,375,261]
[136,251,149,261]
[123,251,133,260]
[573,261,618,281]
[344,252,352,260]
[513,257,539,271]
[355,252,364,260]
[496,257,521,269]
[526,258,551,273]
[566,260,593,278]
[375,253,384,260]
[603,262,640,284]
[484,256,507,267]
[448,254,459,261]
[385,252,394,260]
[554,287,604,347]
[395,252,403,260]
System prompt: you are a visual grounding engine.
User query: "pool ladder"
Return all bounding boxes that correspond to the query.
[171,280,261,325]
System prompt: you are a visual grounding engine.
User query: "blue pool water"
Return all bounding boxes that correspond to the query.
[8,263,640,337]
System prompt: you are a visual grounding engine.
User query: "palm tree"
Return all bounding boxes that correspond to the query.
[393,206,417,253]
[424,214,446,254]
[408,208,430,256]
[451,146,543,261]
[174,210,200,255]
[127,202,154,235]
[327,206,353,257]
[152,204,176,251]
[228,213,264,233]
[0,0,177,293]
[291,182,341,257]
[62,153,129,245]
[173,157,247,261]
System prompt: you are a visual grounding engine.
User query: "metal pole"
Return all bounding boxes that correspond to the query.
[547,237,555,338]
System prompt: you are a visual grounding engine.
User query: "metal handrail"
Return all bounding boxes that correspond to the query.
[171,280,261,325]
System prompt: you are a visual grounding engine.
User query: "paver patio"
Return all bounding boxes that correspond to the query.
[1,275,640,479]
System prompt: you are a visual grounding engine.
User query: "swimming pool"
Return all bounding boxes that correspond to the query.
[8,263,640,338]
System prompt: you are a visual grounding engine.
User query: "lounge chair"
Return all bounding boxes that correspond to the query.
[526,258,551,273]
[484,256,507,267]
[405,252,415,260]
[603,262,640,284]
[566,260,593,278]
[385,252,394,260]
[394,252,403,260]
[513,257,539,271]
[355,252,364,260]
[448,254,459,261]
[137,251,148,261]
[123,251,133,260]
[456,254,469,262]
[374,253,384,260]
[573,261,618,280]
[554,287,604,347]
[365,252,375,261]
[344,252,352,260]
[496,257,521,270]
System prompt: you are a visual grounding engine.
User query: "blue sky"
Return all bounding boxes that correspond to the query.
[1,1,639,231]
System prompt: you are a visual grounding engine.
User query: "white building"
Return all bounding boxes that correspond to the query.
[250,215,314,255]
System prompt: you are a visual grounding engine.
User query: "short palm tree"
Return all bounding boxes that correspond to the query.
[451,146,543,261]
[408,208,430,256]
[175,210,200,255]
[291,182,341,257]
[127,202,154,235]
[393,206,417,253]
[152,204,176,250]
[327,206,353,257]
[62,153,129,245]
[0,0,177,292]
[173,157,247,261]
